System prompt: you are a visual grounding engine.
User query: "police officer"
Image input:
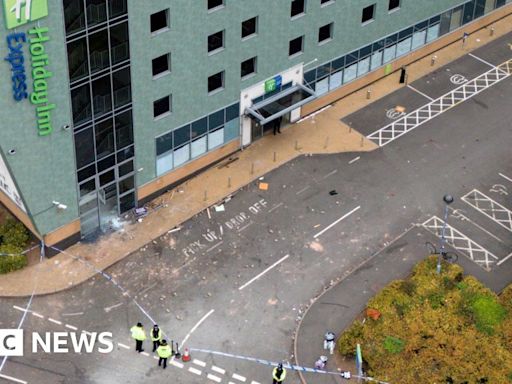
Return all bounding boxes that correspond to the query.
[156,340,172,369]
[151,324,162,352]
[272,363,287,384]
[130,322,146,352]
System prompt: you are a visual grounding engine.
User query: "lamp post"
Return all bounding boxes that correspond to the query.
[437,194,454,274]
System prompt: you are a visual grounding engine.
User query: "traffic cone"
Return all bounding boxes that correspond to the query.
[182,348,191,362]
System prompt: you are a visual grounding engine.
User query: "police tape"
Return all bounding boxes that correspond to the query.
[189,348,390,383]
[0,244,40,257]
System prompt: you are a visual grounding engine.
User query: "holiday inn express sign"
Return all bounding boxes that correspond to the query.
[3,0,55,136]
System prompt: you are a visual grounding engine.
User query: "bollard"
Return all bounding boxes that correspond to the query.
[295,140,299,150]
[430,55,437,66]
[203,190,207,201]
[360,136,364,147]
[324,137,329,149]
[251,162,255,175]
[273,151,277,162]
[349,125,352,134]
[228,176,231,188]
[490,26,495,36]
[366,89,371,99]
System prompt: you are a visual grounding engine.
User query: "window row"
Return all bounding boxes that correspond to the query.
[71,67,132,127]
[78,160,135,200]
[64,0,127,36]
[67,22,130,83]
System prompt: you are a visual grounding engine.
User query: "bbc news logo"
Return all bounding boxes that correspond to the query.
[0,330,113,356]
[3,0,49,29]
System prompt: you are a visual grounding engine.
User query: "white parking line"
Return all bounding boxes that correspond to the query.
[180,309,215,347]
[314,206,361,239]
[82,331,93,336]
[170,360,184,369]
[238,254,290,291]
[238,222,253,232]
[232,373,247,382]
[65,324,78,331]
[468,53,499,69]
[462,189,512,232]
[118,343,130,350]
[407,84,434,101]
[450,208,504,243]
[12,305,30,313]
[0,373,27,384]
[497,253,512,266]
[211,366,226,375]
[48,318,62,325]
[207,373,222,383]
[251,381,261,384]
[141,352,149,357]
[322,169,338,179]
[268,202,283,213]
[348,156,360,164]
[193,359,207,367]
[499,173,512,183]
[188,367,202,375]
[296,185,310,195]
[31,312,44,319]
[206,241,223,253]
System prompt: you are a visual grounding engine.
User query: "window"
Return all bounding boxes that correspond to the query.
[150,9,169,34]
[320,0,334,5]
[207,0,224,11]
[208,30,224,53]
[241,57,257,78]
[241,16,257,39]
[291,0,305,18]
[289,36,304,56]
[318,23,333,43]
[362,4,375,23]
[152,53,170,77]
[153,95,171,118]
[208,71,224,93]
[388,0,400,11]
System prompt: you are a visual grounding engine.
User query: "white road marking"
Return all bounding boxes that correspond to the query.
[251,381,261,384]
[82,331,93,336]
[296,105,332,123]
[141,352,149,357]
[31,312,44,319]
[407,84,434,101]
[0,373,27,384]
[348,156,360,164]
[12,305,30,313]
[232,373,247,382]
[314,206,361,239]
[207,373,222,382]
[499,173,512,183]
[462,189,512,232]
[238,222,253,232]
[180,309,215,347]
[468,53,500,70]
[48,318,62,325]
[211,366,226,375]
[322,169,338,179]
[268,202,283,213]
[238,254,290,291]
[65,324,78,331]
[497,253,512,266]
[170,360,184,368]
[104,302,123,312]
[193,359,207,367]
[153,356,159,360]
[296,185,310,195]
[206,241,223,253]
[118,343,130,349]
[449,208,504,243]
[61,312,84,317]
[188,367,202,375]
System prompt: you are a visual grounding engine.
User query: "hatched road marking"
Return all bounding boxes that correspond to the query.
[462,189,512,232]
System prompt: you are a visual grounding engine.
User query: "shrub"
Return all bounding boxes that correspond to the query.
[0,248,27,274]
[426,291,445,309]
[338,321,364,355]
[0,219,29,247]
[382,336,405,354]
[471,295,507,335]
[399,280,416,296]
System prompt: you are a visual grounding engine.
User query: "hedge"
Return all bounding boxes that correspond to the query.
[0,219,29,274]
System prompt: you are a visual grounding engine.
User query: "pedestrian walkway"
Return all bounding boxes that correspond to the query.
[0,13,511,297]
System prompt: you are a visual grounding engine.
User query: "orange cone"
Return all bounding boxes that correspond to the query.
[182,348,191,362]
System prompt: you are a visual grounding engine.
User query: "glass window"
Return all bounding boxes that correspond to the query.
[67,38,88,82]
[439,11,451,36]
[291,0,306,17]
[92,75,112,117]
[383,44,396,63]
[241,17,257,39]
[156,152,173,175]
[208,127,224,150]
[191,136,207,158]
[99,169,115,186]
[426,23,439,42]
[331,56,344,71]
[119,160,134,177]
[75,128,95,168]
[414,20,428,31]
[474,0,486,18]
[329,70,342,90]
[304,69,316,84]
[226,103,239,121]
[359,44,372,59]
[153,95,171,118]
[119,192,135,213]
[110,22,130,65]
[118,176,134,194]
[241,57,257,78]
[411,30,426,50]
[208,0,224,10]
[396,37,412,57]
[80,179,96,198]
[208,30,224,53]
[370,49,383,70]
[95,118,115,160]
[209,110,224,130]
[115,111,133,150]
[462,1,476,25]
[174,125,191,148]
[97,154,115,172]
[357,56,370,76]
[344,63,357,83]
[150,9,169,33]
[112,67,131,108]
[174,144,190,167]
[71,84,92,126]
[361,4,375,23]
[345,51,358,66]
[156,132,173,155]
[86,0,107,27]
[208,71,224,93]
[321,0,334,5]
[152,53,170,77]
[316,63,331,79]
[117,145,134,162]
[78,164,96,183]
[64,0,85,35]
[388,0,400,11]
[289,36,304,56]
[88,29,110,74]
[108,0,127,18]
[191,117,208,138]
[315,77,329,95]
[318,23,333,43]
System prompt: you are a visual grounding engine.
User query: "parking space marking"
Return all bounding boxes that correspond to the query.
[296,185,310,195]
[238,254,290,291]
[170,359,184,369]
[232,373,247,382]
[207,373,222,382]
[322,169,338,180]
[348,156,360,164]
[314,206,361,239]
[140,352,149,357]
[31,312,44,319]
[268,202,283,213]
[468,53,497,69]
[499,173,512,183]
[407,84,434,101]
[238,222,253,232]
[180,309,215,347]
[497,253,512,266]
[0,373,28,384]
[12,305,30,313]
[450,208,504,243]
[368,59,512,147]
[212,366,226,375]
[206,241,223,253]
[422,216,498,270]
[65,324,78,331]
[118,343,130,350]
[188,367,202,375]
[193,359,207,367]
[47,318,62,325]
[462,189,512,232]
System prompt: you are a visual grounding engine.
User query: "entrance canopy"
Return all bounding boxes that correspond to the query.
[245,83,316,125]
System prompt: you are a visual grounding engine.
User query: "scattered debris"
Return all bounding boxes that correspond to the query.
[215,204,225,212]
[329,190,338,196]
[207,207,211,219]
[395,105,406,113]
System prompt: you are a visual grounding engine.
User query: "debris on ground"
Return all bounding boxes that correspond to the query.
[259,182,269,190]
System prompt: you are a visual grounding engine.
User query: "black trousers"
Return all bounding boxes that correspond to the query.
[135,339,143,352]
[272,380,283,384]
[153,340,160,352]
[159,357,167,369]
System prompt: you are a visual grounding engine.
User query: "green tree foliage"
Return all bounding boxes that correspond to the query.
[0,219,29,273]
[337,256,512,383]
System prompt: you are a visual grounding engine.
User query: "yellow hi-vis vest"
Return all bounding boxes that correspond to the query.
[272,367,287,382]
[157,344,172,359]
[130,326,146,341]
[151,328,162,342]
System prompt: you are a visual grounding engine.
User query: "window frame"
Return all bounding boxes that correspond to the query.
[361,4,376,25]
[289,35,304,57]
[153,95,172,120]
[241,56,257,79]
[207,30,225,55]
[318,22,333,45]
[388,0,400,12]
[208,71,225,95]
[150,9,170,36]
[207,0,225,13]
[290,0,306,19]
[241,16,258,40]
[152,53,171,79]
[320,0,335,6]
